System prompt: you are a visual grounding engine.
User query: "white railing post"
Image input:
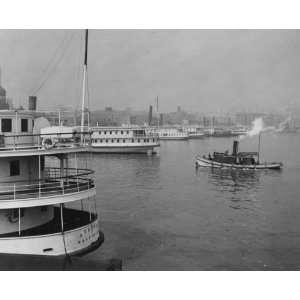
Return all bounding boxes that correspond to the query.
[13,184,16,201]
[61,180,64,195]
[18,208,21,236]
[39,181,41,199]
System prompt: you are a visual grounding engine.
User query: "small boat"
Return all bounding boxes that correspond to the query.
[183,127,205,139]
[188,131,205,139]
[230,126,248,136]
[195,140,282,170]
[151,127,189,140]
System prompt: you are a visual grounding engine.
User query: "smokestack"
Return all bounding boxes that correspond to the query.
[232,140,239,156]
[28,96,37,111]
[159,113,163,126]
[148,105,153,126]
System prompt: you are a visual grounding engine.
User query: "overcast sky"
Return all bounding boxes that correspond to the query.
[0,29,299,114]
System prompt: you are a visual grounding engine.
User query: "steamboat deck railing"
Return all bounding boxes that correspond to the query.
[0,167,95,201]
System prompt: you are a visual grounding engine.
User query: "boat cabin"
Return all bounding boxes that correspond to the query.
[207,141,259,165]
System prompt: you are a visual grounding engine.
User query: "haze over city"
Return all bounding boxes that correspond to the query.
[0,29,300,114]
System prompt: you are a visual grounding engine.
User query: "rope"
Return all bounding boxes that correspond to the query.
[29,31,70,95]
[31,32,76,95]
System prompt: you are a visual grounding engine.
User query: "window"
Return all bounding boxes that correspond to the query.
[123,139,126,143]
[104,131,106,135]
[116,139,119,143]
[21,119,28,132]
[132,139,134,143]
[2,118,12,133]
[10,160,20,176]
[40,156,45,171]
[121,131,123,134]
[110,131,112,134]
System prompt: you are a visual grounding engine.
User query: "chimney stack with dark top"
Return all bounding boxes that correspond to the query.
[28,96,37,111]
[232,140,239,156]
[148,105,153,126]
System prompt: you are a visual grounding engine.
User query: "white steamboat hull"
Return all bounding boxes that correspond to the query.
[91,144,159,154]
[0,219,101,256]
[188,134,205,139]
[159,136,188,140]
[196,158,282,170]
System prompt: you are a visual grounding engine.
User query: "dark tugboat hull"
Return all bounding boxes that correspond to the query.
[196,158,282,170]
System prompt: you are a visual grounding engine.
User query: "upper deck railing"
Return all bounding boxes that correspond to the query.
[0,167,95,202]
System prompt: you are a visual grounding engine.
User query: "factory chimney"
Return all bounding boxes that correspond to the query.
[148,105,153,126]
[232,140,239,156]
[28,96,37,111]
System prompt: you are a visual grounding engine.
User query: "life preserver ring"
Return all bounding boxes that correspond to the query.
[42,138,55,149]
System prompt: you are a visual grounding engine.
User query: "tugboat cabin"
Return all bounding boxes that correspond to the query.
[210,141,259,165]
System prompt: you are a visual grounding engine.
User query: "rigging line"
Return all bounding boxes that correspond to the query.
[32,32,76,95]
[29,31,71,96]
[75,31,84,113]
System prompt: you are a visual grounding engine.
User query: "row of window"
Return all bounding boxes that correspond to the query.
[96,130,146,135]
[10,206,48,220]
[1,118,31,133]
[92,138,154,143]
[97,130,130,135]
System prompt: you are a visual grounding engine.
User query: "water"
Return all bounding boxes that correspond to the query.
[86,133,300,270]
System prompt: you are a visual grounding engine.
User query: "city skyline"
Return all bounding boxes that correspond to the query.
[0,30,300,114]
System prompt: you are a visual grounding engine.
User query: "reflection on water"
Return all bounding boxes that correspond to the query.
[200,168,262,210]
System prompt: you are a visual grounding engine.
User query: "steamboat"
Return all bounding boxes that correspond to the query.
[152,127,189,140]
[0,29,104,258]
[90,126,159,154]
[0,98,102,256]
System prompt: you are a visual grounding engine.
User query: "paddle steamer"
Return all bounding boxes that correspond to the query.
[90,126,159,154]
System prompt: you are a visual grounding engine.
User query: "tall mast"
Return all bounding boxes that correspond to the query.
[81,29,88,140]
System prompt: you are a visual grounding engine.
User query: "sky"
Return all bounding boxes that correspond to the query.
[0,29,300,114]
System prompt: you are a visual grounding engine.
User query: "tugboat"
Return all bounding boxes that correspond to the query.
[195,140,282,170]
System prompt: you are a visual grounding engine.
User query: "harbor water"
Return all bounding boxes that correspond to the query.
[86,133,300,270]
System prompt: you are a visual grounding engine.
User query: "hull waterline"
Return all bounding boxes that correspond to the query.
[195,158,282,170]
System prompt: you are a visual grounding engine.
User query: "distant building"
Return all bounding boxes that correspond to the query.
[0,70,10,110]
[235,112,265,126]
